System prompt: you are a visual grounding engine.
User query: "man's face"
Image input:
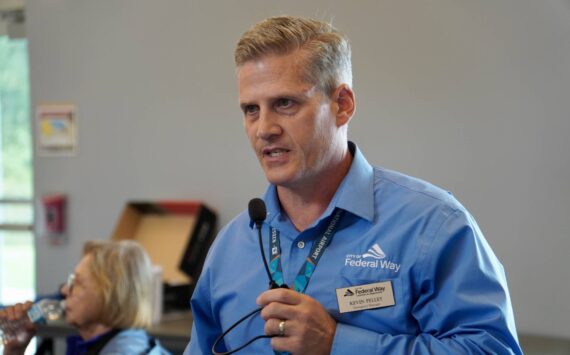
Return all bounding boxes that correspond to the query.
[238,50,342,190]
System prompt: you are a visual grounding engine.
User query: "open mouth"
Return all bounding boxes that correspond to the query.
[263,147,290,157]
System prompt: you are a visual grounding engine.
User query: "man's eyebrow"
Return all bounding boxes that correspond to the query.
[239,102,256,110]
[276,87,317,101]
[238,88,315,110]
[271,93,310,104]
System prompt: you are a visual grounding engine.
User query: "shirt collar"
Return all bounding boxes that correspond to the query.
[254,141,375,228]
[333,141,375,222]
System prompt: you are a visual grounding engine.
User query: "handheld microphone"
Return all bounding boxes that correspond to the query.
[248,198,283,289]
[212,198,286,355]
[248,198,266,227]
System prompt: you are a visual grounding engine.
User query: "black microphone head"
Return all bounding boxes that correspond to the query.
[248,198,267,227]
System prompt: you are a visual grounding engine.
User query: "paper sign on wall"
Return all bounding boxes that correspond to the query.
[36,104,78,156]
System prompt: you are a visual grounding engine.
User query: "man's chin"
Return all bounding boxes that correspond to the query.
[266,176,294,187]
[263,169,297,186]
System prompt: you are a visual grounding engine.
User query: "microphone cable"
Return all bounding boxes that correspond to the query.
[211,307,271,355]
[211,198,287,355]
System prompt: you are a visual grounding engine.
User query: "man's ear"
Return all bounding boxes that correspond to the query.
[332,84,355,127]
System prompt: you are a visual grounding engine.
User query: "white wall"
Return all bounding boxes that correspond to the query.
[27,0,570,338]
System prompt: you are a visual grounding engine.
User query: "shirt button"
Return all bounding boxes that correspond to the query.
[297,241,305,249]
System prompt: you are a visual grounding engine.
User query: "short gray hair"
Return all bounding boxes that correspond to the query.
[235,16,352,95]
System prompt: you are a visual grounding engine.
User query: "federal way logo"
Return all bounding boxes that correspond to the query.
[344,289,355,297]
[344,243,401,273]
[362,243,386,259]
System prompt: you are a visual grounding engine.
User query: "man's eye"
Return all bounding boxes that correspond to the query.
[243,105,259,116]
[275,99,295,109]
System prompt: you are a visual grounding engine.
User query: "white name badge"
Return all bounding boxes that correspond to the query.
[336,281,395,313]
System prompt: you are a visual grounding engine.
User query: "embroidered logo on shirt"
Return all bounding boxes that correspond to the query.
[345,243,401,273]
[362,243,386,259]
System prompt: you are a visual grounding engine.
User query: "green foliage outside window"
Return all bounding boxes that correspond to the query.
[0,35,34,305]
[0,36,32,199]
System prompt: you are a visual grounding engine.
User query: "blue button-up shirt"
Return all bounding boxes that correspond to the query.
[187,142,522,354]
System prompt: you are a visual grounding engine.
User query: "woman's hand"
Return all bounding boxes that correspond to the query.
[0,301,36,355]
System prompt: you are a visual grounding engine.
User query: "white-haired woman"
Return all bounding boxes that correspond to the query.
[1,240,169,355]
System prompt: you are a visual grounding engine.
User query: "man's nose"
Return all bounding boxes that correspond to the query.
[256,110,282,140]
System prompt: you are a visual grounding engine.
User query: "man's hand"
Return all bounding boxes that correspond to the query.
[257,288,336,355]
[0,301,36,355]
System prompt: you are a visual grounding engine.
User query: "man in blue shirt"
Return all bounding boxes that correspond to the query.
[186,16,522,354]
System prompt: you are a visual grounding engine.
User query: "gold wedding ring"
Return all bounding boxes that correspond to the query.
[278,320,286,337]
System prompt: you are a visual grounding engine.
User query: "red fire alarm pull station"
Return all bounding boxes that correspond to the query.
[41,194,67,243]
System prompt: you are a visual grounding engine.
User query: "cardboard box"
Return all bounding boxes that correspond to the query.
[111,201,217,310]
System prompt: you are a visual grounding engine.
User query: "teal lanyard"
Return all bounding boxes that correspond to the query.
[268,209,344,355]
[269,208,344,293]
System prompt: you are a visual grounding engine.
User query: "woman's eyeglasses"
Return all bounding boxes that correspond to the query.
[66,273,75,295]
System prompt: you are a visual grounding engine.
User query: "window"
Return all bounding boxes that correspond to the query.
[0,35,34,305]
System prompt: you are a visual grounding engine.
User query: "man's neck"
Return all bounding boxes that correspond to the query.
[277,149,353,232]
